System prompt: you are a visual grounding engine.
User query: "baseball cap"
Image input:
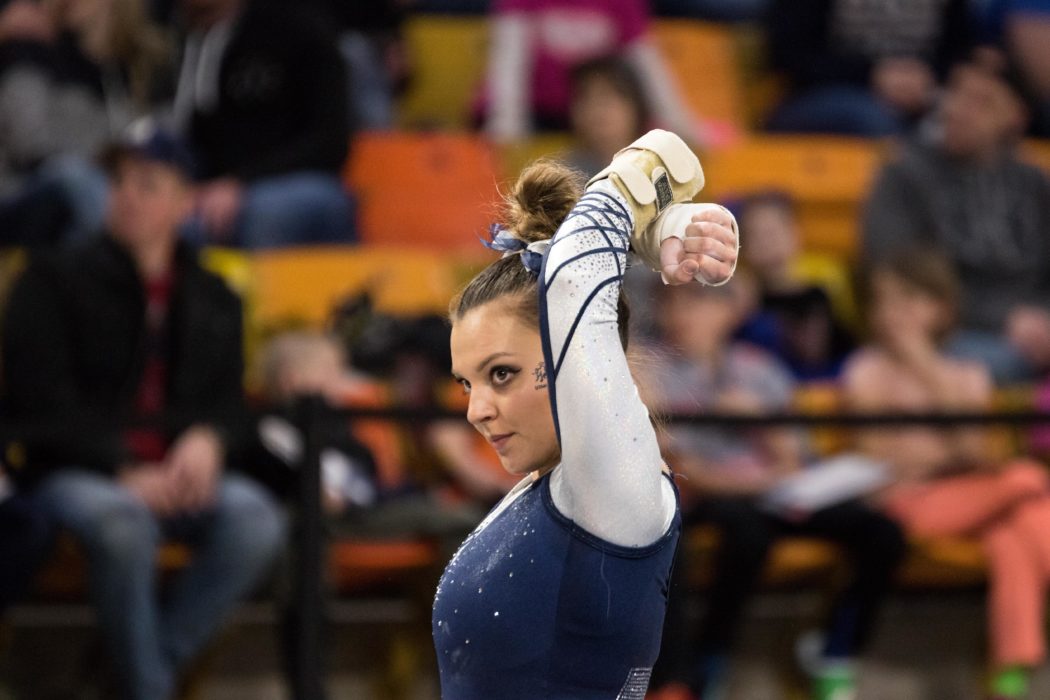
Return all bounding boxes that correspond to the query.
[99,119,197,181]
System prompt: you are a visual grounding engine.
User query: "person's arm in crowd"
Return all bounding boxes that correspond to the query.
[483,10,531,143]
[624,40,714,147]
[0,260,131,477]
[165,280,247,510]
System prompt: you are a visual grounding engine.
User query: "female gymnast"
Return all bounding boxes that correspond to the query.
[433,130,739,699]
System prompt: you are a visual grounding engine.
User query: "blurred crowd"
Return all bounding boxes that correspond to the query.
[0,0,1049,699]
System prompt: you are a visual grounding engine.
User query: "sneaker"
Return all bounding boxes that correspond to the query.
[812,667,857,700]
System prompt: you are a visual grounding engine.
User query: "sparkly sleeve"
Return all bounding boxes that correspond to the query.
[539,182,676,547]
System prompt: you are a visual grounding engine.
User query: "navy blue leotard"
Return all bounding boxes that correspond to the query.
[433,184,682,699]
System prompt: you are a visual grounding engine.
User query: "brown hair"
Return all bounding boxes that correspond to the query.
[859,246,961,341]
[449,160,632,349]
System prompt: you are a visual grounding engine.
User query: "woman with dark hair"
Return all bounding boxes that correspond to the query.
[433,130,738,698]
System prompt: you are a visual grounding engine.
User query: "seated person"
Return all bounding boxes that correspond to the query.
[250,330,484,554]
[0,124,285,700]
[844,247,1050,700]
[863,55,1050,384]
[647,278,904,700]
[735,191,856,381]
[765,0,972,135]
[563,56,651,179]
[175,0,354,249]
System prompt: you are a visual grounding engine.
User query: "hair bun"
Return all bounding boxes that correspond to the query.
[505,160,584,244]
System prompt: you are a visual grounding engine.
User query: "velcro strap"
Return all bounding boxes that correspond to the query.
[605,165,656,205]
[621,129,702,185]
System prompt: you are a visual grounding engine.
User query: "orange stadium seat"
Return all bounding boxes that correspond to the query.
[1020,138,1050,174]
[703,136,887,258]
[346,132,505,250]
[651,20,746,131]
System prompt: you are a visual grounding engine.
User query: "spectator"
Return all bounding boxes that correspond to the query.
[477,0,707,145]
[564,56,650,178]
[734,191,856,381]
[766,0,972,136]
[863,56,1050,384]
[250,330,485,550]
[844,248,1050,700]
[0,124,285,700]
[0,0,172,245]
[175,0,354,249]
[646,278,904,700]
[997,0,1050,136]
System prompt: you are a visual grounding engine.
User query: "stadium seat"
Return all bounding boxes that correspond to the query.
[704,136,887,257]
[398,15,489,130]
[248,245,469,332]
[651,20,747,132]
[346,132,505,250]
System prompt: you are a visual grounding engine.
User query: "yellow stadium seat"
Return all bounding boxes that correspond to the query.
[249,245,466,331]
[499,132,575,181]
[346,131,505,250]
[398,16,489,130]
[1020,138,1050,174]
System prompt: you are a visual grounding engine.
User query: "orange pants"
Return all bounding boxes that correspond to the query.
[883,461,1050,667]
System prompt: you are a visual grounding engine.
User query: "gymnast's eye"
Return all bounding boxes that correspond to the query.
[491,365,519,387]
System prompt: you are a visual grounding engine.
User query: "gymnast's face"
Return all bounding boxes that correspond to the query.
[451,298,559,478]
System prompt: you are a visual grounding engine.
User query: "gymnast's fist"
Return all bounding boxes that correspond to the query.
[657,203,739,286]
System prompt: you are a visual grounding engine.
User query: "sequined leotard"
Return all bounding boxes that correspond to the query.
[432,183,682,699]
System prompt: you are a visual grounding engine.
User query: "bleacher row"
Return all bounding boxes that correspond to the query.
[276,15,1050,595]
[5,16,1050,688]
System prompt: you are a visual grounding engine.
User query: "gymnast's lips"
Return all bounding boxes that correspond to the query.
[488,433,514,452]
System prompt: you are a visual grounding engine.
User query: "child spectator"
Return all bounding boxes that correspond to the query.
[477,0,705,145]
[564,56,650,178]
[844,247,1050,700]
[735,191,856,381]
[250,330,487,551]
[647,278,904,700]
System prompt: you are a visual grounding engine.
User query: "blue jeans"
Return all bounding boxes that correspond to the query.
[766,86,904,137]
[184,172,356,249]
[32,469,286,700]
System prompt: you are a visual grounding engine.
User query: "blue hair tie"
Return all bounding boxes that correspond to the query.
[481,224,549,276]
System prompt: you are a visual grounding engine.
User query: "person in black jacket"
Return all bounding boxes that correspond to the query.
[0,124,285,700]
[174,0,355,249]
[765,0,973,136]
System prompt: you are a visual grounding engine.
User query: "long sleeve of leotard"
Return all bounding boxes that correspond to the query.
[539,182,676,548]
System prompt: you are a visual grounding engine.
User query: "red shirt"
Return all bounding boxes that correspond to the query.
[124,273,174,462]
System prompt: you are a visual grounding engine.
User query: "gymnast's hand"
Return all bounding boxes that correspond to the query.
[658,203,739,286]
